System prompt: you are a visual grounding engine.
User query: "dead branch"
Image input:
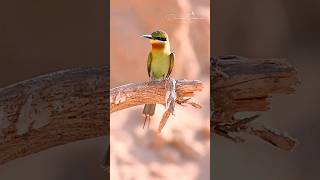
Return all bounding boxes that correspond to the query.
[110,80,203,113]
[0,67,109,166]
[211,55,299,151]
[0,55,299,166]
[0,66,203,166]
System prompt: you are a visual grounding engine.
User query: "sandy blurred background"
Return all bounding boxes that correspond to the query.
[110,0,210,179]
[1,0,318,180]
[0,1,108,179]
[213,1,320,180]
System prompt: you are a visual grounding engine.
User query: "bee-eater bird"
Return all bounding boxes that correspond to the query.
[142,30,175,128]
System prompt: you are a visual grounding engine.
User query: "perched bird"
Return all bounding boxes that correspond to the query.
[142,30,175,128]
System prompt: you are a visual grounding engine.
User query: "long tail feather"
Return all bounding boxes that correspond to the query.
[143,116,148,129]
[143,104,156,116]
[142,104,156,128]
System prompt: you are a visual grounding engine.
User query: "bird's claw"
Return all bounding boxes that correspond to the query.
[147,77,161,86]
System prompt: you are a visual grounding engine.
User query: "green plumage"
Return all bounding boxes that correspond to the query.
[142,30,174,128]
[147,52,174,79]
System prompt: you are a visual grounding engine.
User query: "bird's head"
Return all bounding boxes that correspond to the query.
[142,30,170,50]
[142,30,169,44]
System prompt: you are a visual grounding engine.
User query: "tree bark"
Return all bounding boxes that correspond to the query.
[0,67,203,166]
[211,55,299,151]
[110,80,203,113]
[0,55,299,166]
[0,67,109,165]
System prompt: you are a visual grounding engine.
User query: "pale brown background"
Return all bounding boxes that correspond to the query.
[0,0,107,179]
[0,0,318,179]
[213,1,320,180]
[110,0,210,179]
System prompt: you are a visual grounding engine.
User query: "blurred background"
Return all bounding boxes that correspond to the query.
[110,0,210,179]
[213,1,320,180]
[1,0,318,180]
[0,0,108,179]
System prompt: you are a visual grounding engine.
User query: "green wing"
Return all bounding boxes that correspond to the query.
[166,52,175,78]
[147,52,152,77]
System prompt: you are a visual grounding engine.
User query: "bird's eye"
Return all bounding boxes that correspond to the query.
[156,37,166,41]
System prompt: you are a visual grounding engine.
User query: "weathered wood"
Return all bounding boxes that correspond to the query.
[211,55,299,151]
[110,80,203,113]
[0,55,299,166]
[0,67,109,165]
[0,67,203,166]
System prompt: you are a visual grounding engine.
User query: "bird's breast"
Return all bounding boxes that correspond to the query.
[150,53,170,79]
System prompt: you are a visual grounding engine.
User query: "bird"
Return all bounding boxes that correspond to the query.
[141,30,175,128]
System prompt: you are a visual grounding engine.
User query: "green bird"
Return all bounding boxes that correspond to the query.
[142,30,175,128]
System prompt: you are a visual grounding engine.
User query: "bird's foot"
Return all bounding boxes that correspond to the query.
[146,77,161,86]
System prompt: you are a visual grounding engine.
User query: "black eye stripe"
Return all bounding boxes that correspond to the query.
[154,37,167,41]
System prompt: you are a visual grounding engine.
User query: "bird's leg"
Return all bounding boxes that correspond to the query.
[147,76,161,87]
[164,77,177,115]
[146,76,154,85]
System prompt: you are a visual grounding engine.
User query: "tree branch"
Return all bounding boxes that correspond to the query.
[0,67,109,165]
[0,66,203,166]
[0,55,300,166]
[211,55,299,151]
[110,80,203,113]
